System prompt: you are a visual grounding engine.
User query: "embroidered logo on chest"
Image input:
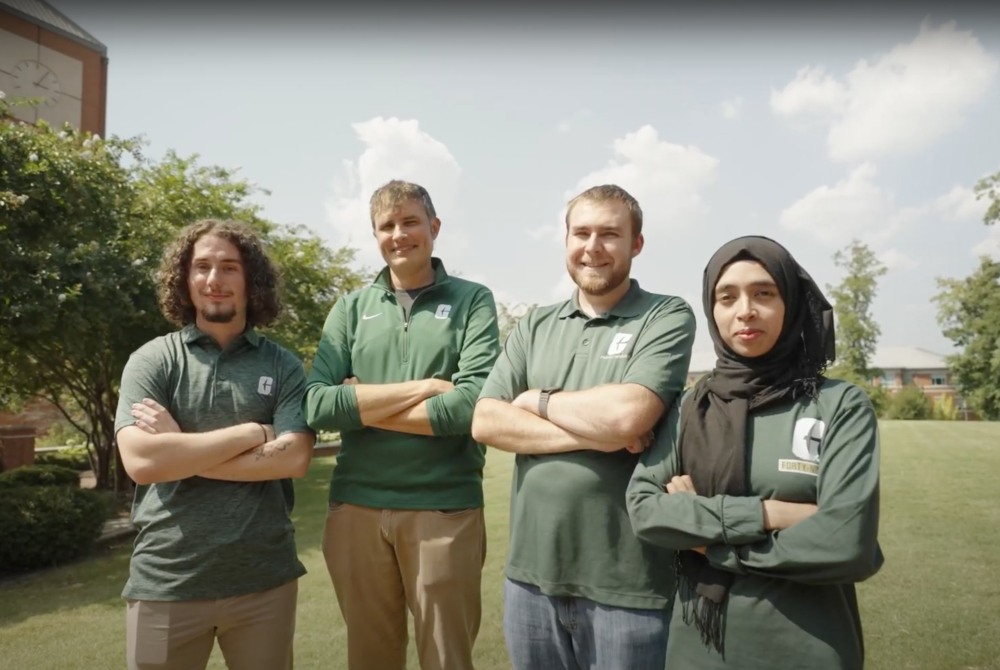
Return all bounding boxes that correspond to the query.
[258,376,275,396]
[435,304,452,319]
[778,417,826,476]
[602,333,633,359]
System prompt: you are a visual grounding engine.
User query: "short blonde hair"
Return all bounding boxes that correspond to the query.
[565,184,643,239]
[369,180,437,226]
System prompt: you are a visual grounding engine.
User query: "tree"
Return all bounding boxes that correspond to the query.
[0,96,366,490]
[973,168,1000,227]
[826,239,887,383]
[933,255,1000,420]
[497,302,536,345]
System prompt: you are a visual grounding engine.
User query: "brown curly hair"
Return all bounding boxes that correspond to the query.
[157,219,282,328]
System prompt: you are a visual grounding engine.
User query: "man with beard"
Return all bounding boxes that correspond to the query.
[114,219,314,670]
[471,184,696,670]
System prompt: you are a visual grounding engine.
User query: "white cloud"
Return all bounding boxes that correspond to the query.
[779,163,922,245]
[556,121,572,133]
[324,117,464,266]
[932,185,989,223]
[878,248,919,271]
[534,125,719,243]
[555,109,593,135]
[972,226,1000,260]
[552,273,577,300]
[720,97,744,121]
[771,20,999,162]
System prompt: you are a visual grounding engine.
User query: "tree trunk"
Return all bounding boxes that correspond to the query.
[114,440,133,496]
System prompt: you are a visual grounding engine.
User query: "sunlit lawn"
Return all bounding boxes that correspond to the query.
[1,422,999,669]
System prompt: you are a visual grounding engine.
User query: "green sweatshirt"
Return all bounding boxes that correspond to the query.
[626,378,884,670]
[303,258,500,510]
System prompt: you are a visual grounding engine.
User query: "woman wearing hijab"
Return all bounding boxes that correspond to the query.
[626,235,883,670]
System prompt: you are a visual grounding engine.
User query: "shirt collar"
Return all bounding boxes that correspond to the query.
[556,279,645,320]
[181,323,261,347]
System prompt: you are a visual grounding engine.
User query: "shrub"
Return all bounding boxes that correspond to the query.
[885,385,933,420]
[34,447,92,471]
[0,464,81,489]
[932,395,961,421]
[0,485,107,571]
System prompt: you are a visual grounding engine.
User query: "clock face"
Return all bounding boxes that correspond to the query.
[11,60,62,107]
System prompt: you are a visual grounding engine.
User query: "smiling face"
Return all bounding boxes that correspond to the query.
[712,259,786,358]
[373,197,440,281]
[565,199,642,296]
[187,234,247,326]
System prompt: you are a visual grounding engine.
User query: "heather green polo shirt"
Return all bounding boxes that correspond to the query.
[114,324,312,601]
[477,280,696,609]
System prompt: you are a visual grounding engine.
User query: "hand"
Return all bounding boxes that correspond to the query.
[762,500,819,531]
[423,378,455,397]
[343,377,359,386]
[691,546,707,555]
[511,389,540,413]
[131,399,180,435]
[625,430,654,454]
[666,475,697,495]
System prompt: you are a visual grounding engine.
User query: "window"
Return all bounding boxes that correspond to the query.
[931,374,947,386]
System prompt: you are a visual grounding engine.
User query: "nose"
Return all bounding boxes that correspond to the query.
[392,225,408,241]
[206,266,222,287]
[736,295,756,321]
[583,233,601,254]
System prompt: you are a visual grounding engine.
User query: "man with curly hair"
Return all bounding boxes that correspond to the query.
[303,180,501,670]
[114,219,315,670]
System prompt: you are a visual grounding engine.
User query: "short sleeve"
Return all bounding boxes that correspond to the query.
[621,297,696,406]
[114,350,171,435]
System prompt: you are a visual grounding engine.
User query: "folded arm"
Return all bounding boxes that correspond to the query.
[705,402,884,585]
[522,383,665,442]
[471,398,624,454]
[200,431,315,481]
[117,421,266,485]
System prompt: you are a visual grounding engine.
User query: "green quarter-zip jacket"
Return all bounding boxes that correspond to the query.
[303,257,500,510]
[626,378,884,669]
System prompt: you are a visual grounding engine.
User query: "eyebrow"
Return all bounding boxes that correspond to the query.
[715,280,777,293]
[193,255,243,264]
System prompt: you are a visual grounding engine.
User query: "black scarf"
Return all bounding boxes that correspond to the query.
[675,236,835,655]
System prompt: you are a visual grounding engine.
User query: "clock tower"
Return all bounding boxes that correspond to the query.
[0,0,107,135]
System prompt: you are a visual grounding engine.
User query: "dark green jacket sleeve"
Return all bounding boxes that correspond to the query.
[426,287,500,436]
[626,395,769,550]
[302,297,363,433]
[706,400,884,585]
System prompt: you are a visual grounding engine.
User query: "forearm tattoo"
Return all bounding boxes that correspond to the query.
[253,436,292,461]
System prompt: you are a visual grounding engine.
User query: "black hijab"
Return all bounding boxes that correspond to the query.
[675,236,836,655]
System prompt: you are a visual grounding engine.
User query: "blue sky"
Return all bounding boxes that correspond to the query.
[62,5,1000,358]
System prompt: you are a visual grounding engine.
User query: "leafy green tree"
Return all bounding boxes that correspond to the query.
[497,302,536,345]
[884,385,932,420]
[973,169,1000,227]
[933,256,1000,420]
[0,96,365,490]
[826,239,887,383]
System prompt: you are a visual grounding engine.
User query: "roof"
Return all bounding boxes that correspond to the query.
[687,345,949,375]
[0,0,106,55]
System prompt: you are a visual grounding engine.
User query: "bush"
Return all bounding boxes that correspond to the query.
[932,395,961,421]
[34,446,92,471]
[0,464,81,489]
[885,385,933,420]
[0,485,107,571]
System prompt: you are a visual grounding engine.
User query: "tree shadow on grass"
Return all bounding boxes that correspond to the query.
[0,457,339,631]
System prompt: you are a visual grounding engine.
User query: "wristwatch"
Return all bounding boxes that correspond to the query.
[538,388,561,420]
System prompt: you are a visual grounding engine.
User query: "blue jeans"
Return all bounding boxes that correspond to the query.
[502,578,669,670]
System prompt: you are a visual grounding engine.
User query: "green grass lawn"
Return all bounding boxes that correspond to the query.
[1,421,999,670]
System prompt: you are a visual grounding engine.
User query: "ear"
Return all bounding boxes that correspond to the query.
[631,233,644,258]
[430,217,441,240]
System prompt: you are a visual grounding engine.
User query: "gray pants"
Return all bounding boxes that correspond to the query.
[502,578,669,670]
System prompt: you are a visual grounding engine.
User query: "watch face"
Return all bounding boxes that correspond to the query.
[12,60,62,107]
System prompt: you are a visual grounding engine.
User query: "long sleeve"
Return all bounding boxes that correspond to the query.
[706,400,884,585]
[426,287,501,436]
[302,297,363,433]
[627,398,770,551]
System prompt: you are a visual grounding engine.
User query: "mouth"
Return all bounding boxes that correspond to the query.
[735,329,763,342]
[392,245,417,255]
[579,262,609,270]
[204,293,231,301]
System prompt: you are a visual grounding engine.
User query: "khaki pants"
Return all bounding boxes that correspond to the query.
[125,579,298,670]
[323,502,487,670]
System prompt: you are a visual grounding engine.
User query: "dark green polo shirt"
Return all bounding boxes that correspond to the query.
[477,280,696,610]
[628,379,884,669]
[114,324,311,601]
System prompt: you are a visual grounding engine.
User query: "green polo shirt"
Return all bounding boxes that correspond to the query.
[477,280,696,610]
[114,324,311,602]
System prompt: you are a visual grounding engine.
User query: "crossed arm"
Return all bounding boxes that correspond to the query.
[471,383,662,455]
[117,399,314,484]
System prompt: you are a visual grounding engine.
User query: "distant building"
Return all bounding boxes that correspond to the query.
[686,346,973,418]
[0,0,107,135]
